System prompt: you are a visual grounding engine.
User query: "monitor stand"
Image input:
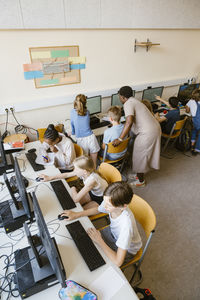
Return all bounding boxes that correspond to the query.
[14,237,60,299]
[0,193,33,233]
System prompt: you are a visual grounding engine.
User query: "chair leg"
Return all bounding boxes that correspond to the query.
[161,137,170,153]
[129,265,143,287]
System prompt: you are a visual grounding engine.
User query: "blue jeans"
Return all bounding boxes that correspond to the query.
[191,128,200,152]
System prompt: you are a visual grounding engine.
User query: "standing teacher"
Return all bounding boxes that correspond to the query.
[113,86,161,187]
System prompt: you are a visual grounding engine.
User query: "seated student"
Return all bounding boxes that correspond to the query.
[100,106,127,160]
[155,96,180,134]
[39,155,108,209]
[60,181,142,267]
[141,99,154,115]
[40,124,76,171]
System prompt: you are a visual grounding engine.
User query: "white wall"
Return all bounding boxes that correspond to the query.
[1,0,200,29]
[0,28,200,140]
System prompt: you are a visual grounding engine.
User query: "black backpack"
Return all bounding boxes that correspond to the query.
[175,116,192,152]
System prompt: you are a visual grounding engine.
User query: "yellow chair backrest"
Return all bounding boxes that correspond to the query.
[129,194,156,238]
[98,162,122,183]
[37,124,64,142]
[106,137,130,154]
[74,144,83,157]
[173,117,187,131]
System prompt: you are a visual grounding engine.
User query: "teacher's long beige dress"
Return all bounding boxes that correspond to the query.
[124,97,161,173]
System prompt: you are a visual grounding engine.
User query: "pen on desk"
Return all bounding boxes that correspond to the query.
[42,155,48,162]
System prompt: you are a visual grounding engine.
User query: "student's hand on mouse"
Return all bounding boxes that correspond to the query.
[112,139,121,147]
[38,174,52,182]
[87,228,103,244]
[62,210,78,221]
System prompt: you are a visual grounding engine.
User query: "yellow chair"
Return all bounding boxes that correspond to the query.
[120,194,156,287]
[89,163,122,223]
[161,116,187,154]
[37,124,64,142]
[66,144,84,183]
[98,137,130,172]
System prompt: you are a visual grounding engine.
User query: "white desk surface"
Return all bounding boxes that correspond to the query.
[0,141,138,300]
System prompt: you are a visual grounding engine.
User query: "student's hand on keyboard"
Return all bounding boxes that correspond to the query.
[87,228,103,244]
[155,95,161,101]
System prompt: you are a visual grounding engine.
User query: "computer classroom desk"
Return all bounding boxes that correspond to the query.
[0,141,138,300]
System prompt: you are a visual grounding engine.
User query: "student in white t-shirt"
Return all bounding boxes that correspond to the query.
[185,89,200,155]
[60,181,142,267]
[41,124,76,170]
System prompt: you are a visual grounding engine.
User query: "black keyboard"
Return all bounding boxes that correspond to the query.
[50,180,76,209]
[90,120,110,130]
[25,152,45,171]
[66,221,106,271]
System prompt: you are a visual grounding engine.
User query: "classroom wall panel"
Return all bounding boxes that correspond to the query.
[0,0,23,29]
[131,0,200,29]
[101,0,133,28]
[65,0,101,28]
[20,0,66,29]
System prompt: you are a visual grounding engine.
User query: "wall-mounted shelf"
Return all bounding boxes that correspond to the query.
[134,39,160,52]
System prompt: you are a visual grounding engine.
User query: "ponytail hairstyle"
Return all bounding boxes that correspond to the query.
[74,94,87,116]
[191,89,200,102]
[73,155,95,173]
[44,124,59,142]
[73,155,106,181]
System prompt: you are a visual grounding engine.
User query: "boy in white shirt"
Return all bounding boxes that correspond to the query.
[61,181,142,267]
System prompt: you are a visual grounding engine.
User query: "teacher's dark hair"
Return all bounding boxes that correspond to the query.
[118,86,133,99]
[44,124,59,141]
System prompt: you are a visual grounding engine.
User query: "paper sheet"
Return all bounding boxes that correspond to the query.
[88,266,125,300]
[35,153,55,166]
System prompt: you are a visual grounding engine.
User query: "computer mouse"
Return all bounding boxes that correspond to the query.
[58,214,69,220]
[35,177,43,182]
[28,148,36,153]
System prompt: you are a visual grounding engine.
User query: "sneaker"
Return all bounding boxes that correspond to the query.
[128,173,138,180]
[131,178,146,187]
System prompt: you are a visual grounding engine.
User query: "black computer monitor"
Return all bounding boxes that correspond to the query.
[177,83,200,105]
[0,158,32,233]
[142,86,164,103]
[111,89,136,107]
[32,192,66,286]
[0,138,14,175]
[87,95,101,115]
[14,157,31,219]
[14,192,66,297]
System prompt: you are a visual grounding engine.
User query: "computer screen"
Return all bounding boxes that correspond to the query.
[177,83,200,104]
[142,86,164,103]
[14,157,31,219]
[87,95,101,115]
[32,192,66,287]
[0,139,7,167]
[111,90,136,107]
[3,173,20,210]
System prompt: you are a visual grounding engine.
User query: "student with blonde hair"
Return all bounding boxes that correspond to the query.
[70,94,100,168]
[100,106,126,160]
[39,155,108,209]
